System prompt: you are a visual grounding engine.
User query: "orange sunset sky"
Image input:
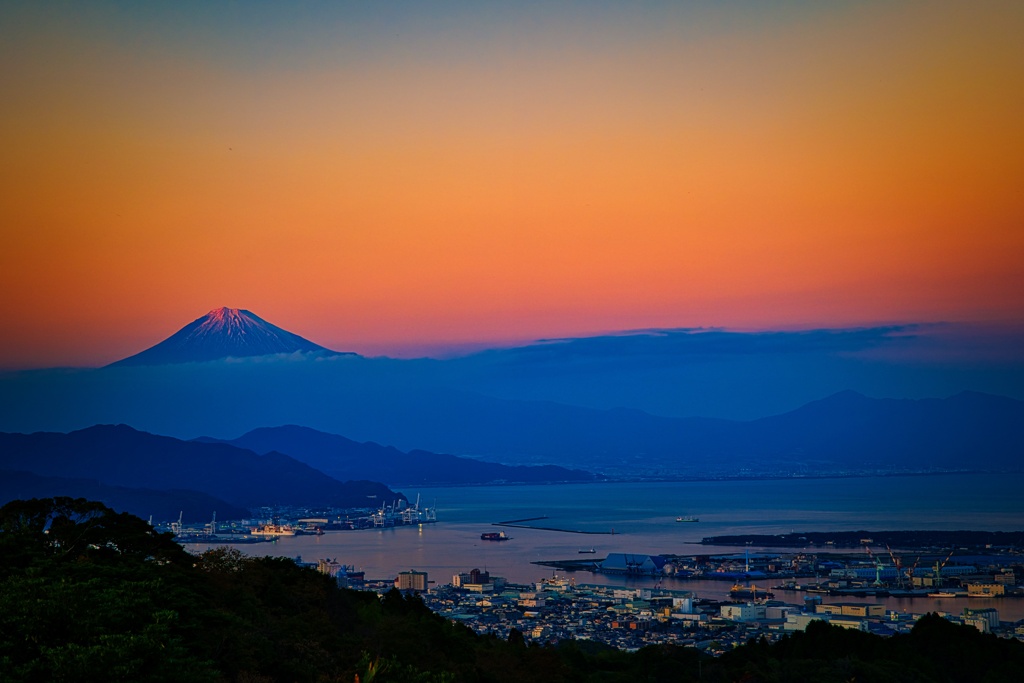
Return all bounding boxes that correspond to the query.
[2,1,1022,369]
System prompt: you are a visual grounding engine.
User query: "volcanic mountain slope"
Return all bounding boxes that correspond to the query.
[109,307,350,366]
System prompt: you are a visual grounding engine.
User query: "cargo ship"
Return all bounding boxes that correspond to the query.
[676,516,699,523]
[730,584,774,600]
[481,531,510,541]
[251,523,297,536]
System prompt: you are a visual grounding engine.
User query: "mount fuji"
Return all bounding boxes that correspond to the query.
[109,307,350,367]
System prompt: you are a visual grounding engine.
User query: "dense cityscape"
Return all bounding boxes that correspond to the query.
[334,550,1024,651]
[169,505,1024,652]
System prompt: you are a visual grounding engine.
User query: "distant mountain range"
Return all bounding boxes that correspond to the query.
[2,308,1021,481]
[0,422,598,521]
[0,425,403,521]
[3,386,1021,480]
[199,425,596,486]
[734,389,1024,472]
[109,307,352,366]
[404,389,1024,476]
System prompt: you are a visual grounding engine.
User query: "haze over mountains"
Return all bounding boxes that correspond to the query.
[2,307,1022,483]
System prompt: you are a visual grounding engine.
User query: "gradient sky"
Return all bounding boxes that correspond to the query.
[2,1,1022,369]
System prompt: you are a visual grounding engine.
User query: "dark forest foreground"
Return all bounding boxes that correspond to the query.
[2,498,1023,682]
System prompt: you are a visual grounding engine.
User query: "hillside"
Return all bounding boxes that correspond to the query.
[0,425,404,513]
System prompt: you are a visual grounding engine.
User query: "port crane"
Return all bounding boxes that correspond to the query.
[884,545,927,590]
[933,548,956,587]
[170,510,183,536]
[863,545,885,587]
[885,544,905,589]
[905,555,922,587]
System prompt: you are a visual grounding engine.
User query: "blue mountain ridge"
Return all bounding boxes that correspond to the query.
[0,424,404,516]
[199,424,597,486]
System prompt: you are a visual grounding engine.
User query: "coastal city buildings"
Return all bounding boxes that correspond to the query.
[307,558,1024,653]
[395,569,429,592]
[183,508,1024,654]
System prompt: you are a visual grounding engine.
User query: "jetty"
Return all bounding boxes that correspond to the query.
[532,558,604,571]
[493,516,617,535]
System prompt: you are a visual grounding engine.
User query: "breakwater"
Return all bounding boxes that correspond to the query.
[701,530,1024,550]
[494,516,618,535]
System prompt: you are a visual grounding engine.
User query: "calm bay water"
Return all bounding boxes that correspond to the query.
[187,473,1024,620]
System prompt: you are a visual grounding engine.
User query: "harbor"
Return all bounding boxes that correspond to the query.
[179,476,1024,622]
[165,495,438,544]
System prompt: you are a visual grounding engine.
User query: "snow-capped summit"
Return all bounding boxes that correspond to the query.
[108,307,346,367]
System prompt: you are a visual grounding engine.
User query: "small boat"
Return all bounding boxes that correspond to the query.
[578,548,596,554]
[481,531,510,541]
[676,516,699,523]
